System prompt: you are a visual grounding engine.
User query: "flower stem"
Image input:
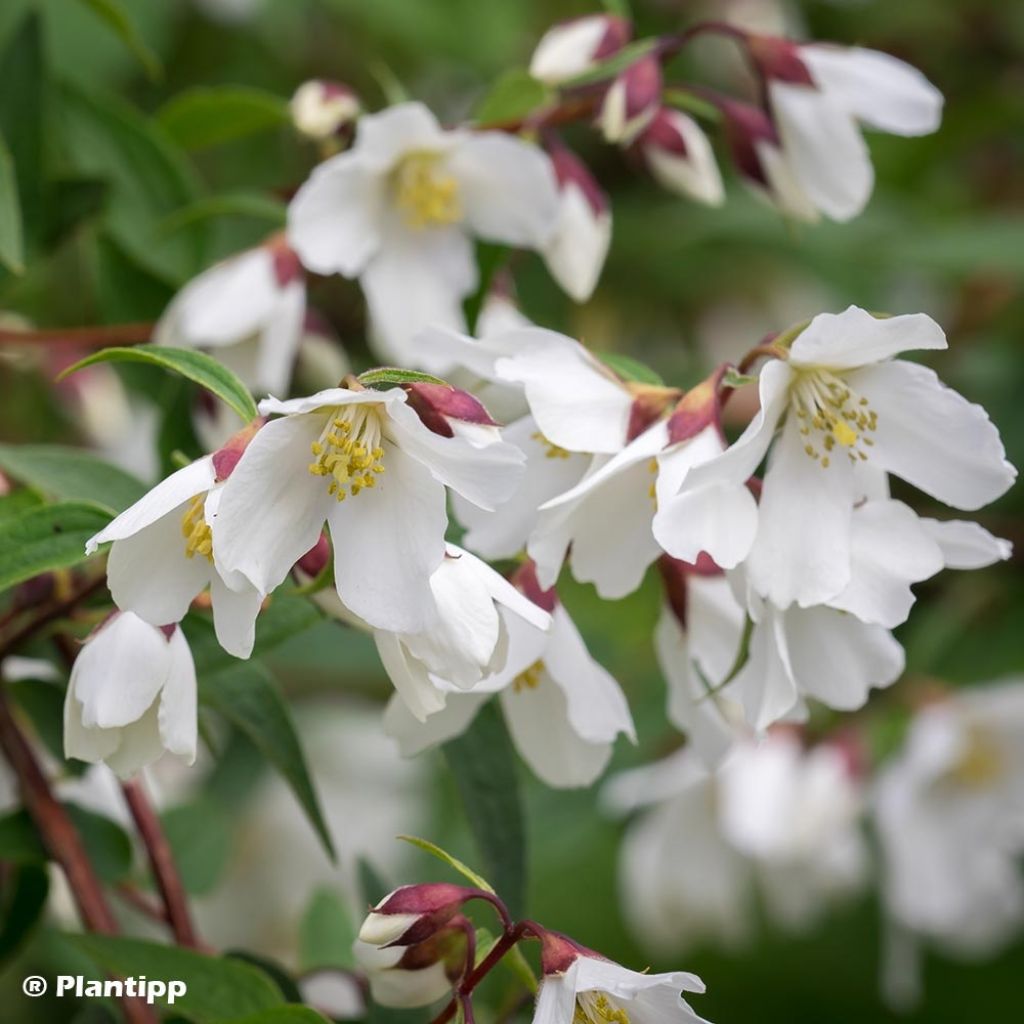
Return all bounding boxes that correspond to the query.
[0,322,153,347]
[122,778,201,949]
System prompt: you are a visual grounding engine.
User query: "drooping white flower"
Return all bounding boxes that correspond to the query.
[210,384,523,633]
[533,929,708,1024]
[529,15,631,86]
[353,934,460,1009]
[636,109,724,206]
[543,144,612,302]
[290,79,360,142]
[748,35,943,221]
[598,55,662,145]
[154,237,305,395]
[604,733,867,953]
[64,613,197,778]
[288,103,559,366]
[384,563,635,788]
[86,429,264,659]
[656,306,1016,609]
[873,680,1024,1007]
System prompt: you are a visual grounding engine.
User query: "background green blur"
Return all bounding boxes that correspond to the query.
[1,0,1023,1022]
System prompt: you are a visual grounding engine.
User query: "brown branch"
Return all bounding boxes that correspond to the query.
[0,573,107,655]
[121,779,200,949]
[0,322,153,348]
[115,882,170,924]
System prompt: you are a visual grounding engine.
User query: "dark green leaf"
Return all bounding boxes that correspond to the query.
[77,0,162,82]
[598,352,664,386]
[161,193,287,236]
[225,952,303,1004]
[0,443,147,514]
[44,177,110,246]
[94,230,175,321]
[0,501,110,592]
[442,703,526,918]
[0,863,49,966]
[59,345,258,423]
[0,133,24,273]
[359,367,448,389]
[200,663,335,860]
[398,835,494,893]
[357,857,390,907]
[299,888,357,972]
[0,488,42,525]
[72,935,285,1022]
[158,87,289,152]
[162,798,233,895]
[474,69,552,125]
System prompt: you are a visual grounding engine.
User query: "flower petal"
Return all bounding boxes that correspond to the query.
[653,480,759,571]
[354,102,449,169]
[157,627,198,761]
[730,612,800,731]
[209,572,264,660]
[382,690,486,753]
[923,518,1012,569]
[543,185,611,302]
[374,633,449,722]
[253,280,306,395]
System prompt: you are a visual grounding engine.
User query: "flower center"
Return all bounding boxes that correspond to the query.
[946,724,1005,789]
[394,152,462,229]
[532,431,571,460]
[512,660,543,693]
[181,495,214,561]
[574,993,631,1024]
[308,405,386,501]
[791,368,877,468]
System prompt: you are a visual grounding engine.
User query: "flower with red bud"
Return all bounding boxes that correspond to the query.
[290,79,360,142]
[359,883,499,948]
[636,108,724,206]
[529,15,631,86]
[598,55,662,145]
[402,381,500,443]
[542,143,611,303]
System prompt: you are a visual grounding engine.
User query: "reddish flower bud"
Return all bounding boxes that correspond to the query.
[296,532,331,579]
[636,108,724,206]
[510,559,558,614]
[666,368,726,445]
[404,382,499,438]
[745,34,815,86]
[598,55,662,145]
[290,79,361,141]
[358,883,484,948]
[212,417,265,481]
[529,15,631,85]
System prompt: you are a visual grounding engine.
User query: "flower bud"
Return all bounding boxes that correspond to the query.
[598,55,662,145]
[636,108,724,206]
[354,924,468,1008]
[403,382,499,442]
[529,15,631,85]
[290,79,361,141]
[543,145,611,303]
[358,883,480,948]
[745,34,815,86]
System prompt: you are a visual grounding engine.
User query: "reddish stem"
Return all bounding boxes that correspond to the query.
[0,322,153,347]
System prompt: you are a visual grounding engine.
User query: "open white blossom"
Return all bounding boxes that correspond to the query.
[64,613,197,778]
[874,680,1024,1007]
[154,239,305,395]
[605,733,867,953]
[210,386,523,633]
[384,567,635,788]
[656,306,1016,609]
[87,449,263,659]
[288,102,559,366]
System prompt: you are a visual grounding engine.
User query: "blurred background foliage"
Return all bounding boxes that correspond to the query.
[0,0,1022,1022]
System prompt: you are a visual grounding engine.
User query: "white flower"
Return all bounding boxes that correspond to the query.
[604,733,867,953]
[288,102,559,366]
[636,109,724,206]
[533,941,708,1024]
[543,145,611,302]
[210,385,523,633]
[657,306,1016,609]
[873,680,1024,1006]
[751,37,943,221]
[290,80,360,141]
[353,939,455,1009]
[63,613,197,778]
[529,15,630,86]
[154,239,305,395]
[86,443,264,659]
[384,566,635,788]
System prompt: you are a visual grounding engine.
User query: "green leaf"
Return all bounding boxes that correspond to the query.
[0,443,147,514]
[398,835,494,893]
[200,663,336,860]
[299,888,357,972]
[357,857,390,907]
[161,192,287,236]
[358,367,448,389]
[162,798,233,895]
[58,345,258,423]
[222,1009,331,1024]
[474,69,552,125]
[598,352,664,385]
[0,501,110,592]
[442,703,526,918]
[77,0,162,82]
[44,177,110,246]
[72,935,285,1022]
[0,864,49,967]
[158,87,289,152]
[0,133,24,273]
[0,488,42,525]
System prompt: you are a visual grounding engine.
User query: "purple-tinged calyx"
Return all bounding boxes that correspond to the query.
[265,234,303,288]
[716,98,781,189]
[536,927,602,975]
[549,142,608,217]
[404,382,498,438]
[359,883,491,948]
[600,54,663,143]
[625,382,683,441]
[212,418,265,482]
[666,367,725,445]
[637,106,690,157]
[511,560,558,614]
[296,532,331,579]
[746,34,815,86]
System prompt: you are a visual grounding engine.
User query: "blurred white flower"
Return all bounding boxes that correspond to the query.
[63,613,197,779]
[636,109,724,206]
[211,385,523,633]
[290,80,360,142]
[605,733,868,953]
[529,15,631,85]
[288,103,559,367]
[155,238,305,396]
[598,55,662,145]
[874,680,1024,1007]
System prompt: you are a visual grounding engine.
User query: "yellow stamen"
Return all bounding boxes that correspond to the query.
[309,405,386,501]
[181,494,213,561]
[532,431,571,460]
[792,368,878,468]
[393,152,461,229]
[575,993,631,1024]
[947,725,1005,788]
[512,661,543,693]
